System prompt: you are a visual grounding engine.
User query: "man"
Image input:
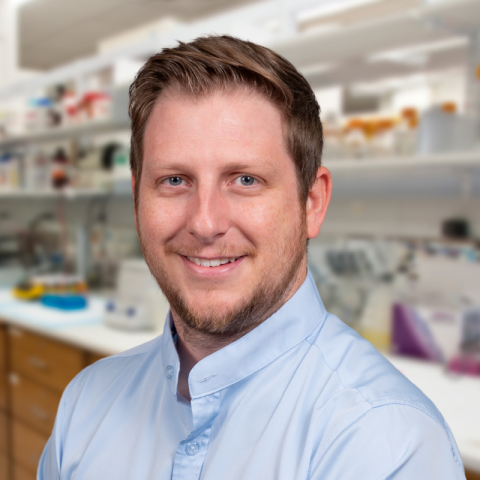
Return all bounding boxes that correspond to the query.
[39,36,465,479]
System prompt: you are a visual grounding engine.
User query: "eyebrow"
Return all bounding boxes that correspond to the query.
[145,160,277,173]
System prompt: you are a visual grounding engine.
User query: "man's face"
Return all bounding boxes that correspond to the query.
[136,88,309,335]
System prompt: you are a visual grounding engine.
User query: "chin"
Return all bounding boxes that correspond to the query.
[183,295,244,321]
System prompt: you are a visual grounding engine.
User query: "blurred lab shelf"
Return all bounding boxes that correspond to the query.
[271,0,479,87]
[273,11,449,69]
[0,118,131,150]
[0,188,117,199]
[324,150,480,199]
[0,38,157,102]
[325,150,480,173]
[0,0,478,105]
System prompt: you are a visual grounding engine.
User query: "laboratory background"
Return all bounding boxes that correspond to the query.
[0,0,480,478]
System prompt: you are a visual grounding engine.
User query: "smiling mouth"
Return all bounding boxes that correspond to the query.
[184,256,244,267]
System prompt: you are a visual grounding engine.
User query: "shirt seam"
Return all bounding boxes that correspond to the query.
[306,333,450,440]
[370,401,462,467]
[307,402,462,479]
[306,339,371,406]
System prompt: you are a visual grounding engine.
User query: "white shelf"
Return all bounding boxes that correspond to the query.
[269,0,476,88]
[0,118,131,150]
[325,150,480,173]
[0,188,131,199]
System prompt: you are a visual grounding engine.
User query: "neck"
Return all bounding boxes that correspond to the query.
[173,263,308,402]
[173,315,249,402]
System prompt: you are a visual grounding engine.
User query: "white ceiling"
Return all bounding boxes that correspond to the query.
[19,0,258,69]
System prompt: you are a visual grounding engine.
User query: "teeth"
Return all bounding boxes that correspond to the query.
[187,256,239,267]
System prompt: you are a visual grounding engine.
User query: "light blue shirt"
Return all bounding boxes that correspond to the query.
[38,271,465,479]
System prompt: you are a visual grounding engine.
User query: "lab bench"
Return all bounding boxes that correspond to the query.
[0,296,478,479]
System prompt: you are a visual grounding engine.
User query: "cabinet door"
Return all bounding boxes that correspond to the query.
[0,369,7,412]
[9,328,84,392]
[12,420,49,475]
[0,411,7,454]
[0,326,6,372]
[0,326,7,413]
[86,351,107,366]
[10,373,61,437]
[0,452,9,480]
[12,463,36,480]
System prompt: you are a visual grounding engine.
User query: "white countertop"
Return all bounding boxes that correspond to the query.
[0,290,163,355]
[0,293,478,472]
[385,354,480,473]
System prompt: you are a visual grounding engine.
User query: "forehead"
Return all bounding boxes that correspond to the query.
[143,88,289,166]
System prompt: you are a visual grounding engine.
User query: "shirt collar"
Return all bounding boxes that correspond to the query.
[161,268,326,399]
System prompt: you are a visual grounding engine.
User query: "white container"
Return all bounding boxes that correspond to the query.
[104,259,170,331]
[418,107,477,154]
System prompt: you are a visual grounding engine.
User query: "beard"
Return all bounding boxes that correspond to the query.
[138,216,307,338]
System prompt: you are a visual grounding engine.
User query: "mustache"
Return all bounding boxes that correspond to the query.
[164,240,257,259]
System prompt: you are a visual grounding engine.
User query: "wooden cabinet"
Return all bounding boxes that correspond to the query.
[86,351,106,366]
[11,464,35,480]
[0,328,6,372]
[0,453,9,480]
[0,370,7,413]
[6,329,86,479]
[9,374,61,437]
[0,412,7,454]
[0,323,104,480]
[8,328,84,392]
[11,421,48,476]
[0,325,8,480]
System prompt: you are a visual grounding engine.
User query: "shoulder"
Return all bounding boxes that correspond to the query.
[309,402,465,479]
[63,334,163,411]
[305,315,464,477]
[308,312,442,422]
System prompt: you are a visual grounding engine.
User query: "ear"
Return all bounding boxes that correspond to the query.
[131,175,139,235]
[306,166,332,239]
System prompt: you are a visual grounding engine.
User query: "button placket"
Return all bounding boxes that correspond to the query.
[185,442,199,456]
[171,392,222,480]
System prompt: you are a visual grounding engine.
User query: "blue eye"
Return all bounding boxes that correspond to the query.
[168,177,183,186]
[238,176,256,186]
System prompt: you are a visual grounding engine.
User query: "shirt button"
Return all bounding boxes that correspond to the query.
[166,365,174,379]
[185,442,199,456]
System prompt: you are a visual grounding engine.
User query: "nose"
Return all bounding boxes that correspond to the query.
[186,182,229,243]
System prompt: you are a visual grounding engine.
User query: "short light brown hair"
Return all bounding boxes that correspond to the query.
[129,35,322,207]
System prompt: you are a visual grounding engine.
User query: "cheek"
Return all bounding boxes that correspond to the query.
[233,190,302,246]
[138,194,185,243]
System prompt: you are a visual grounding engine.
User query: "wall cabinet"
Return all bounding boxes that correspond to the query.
[0,323,106,480]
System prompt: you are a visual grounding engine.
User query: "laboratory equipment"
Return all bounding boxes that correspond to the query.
[103,259,169,331]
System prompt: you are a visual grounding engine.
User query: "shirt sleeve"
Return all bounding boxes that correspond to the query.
[308,404,466,480]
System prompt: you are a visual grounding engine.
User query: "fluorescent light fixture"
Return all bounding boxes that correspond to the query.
[352,73,429,95]
[300,63,336,77]
[9,0,35,6]
[368,37,468,65]
[298,0,381,23]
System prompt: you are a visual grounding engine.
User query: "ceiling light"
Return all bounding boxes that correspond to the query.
[297,0,381,23]
[300,63,336,77]
[9,0,35,7]
[368,37,468,65]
